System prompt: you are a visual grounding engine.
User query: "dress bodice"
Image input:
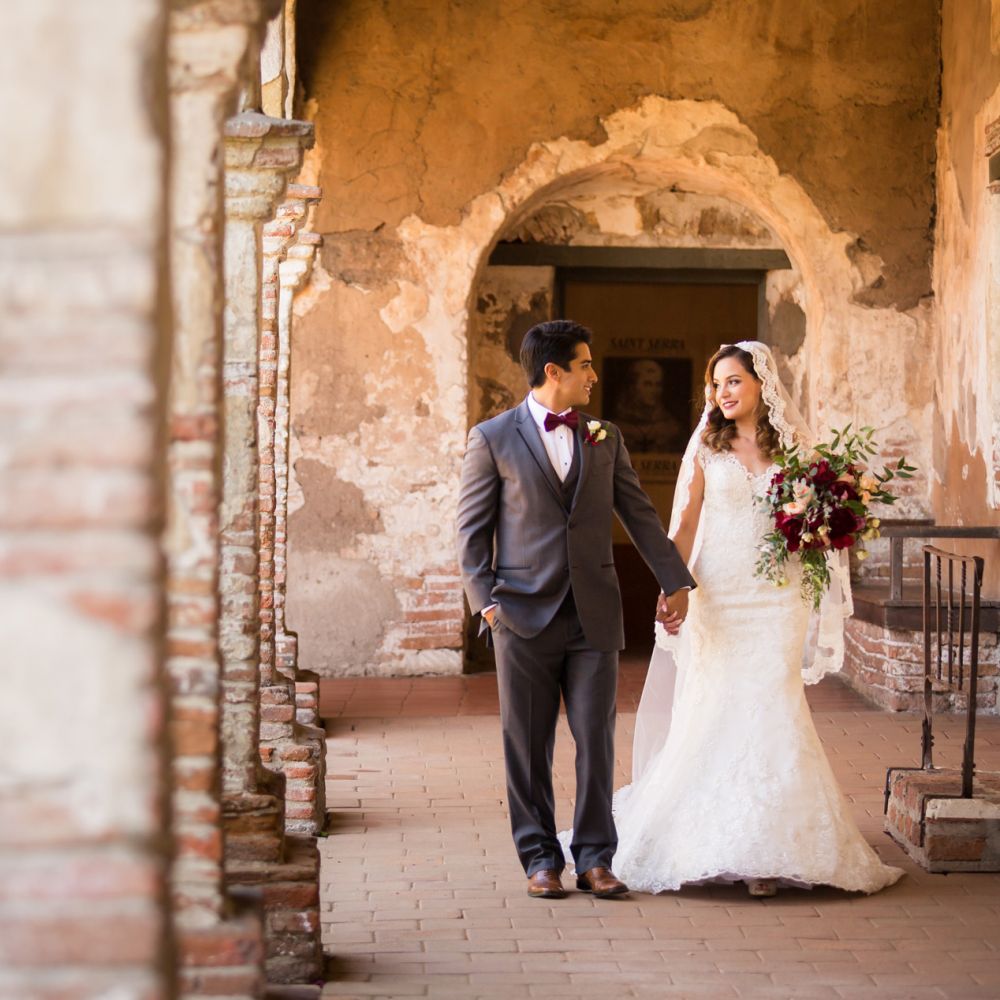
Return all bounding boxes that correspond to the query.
[693,447,782,596]
[700,446,775,517]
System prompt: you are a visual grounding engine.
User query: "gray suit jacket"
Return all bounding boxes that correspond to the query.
[456,398,696,652]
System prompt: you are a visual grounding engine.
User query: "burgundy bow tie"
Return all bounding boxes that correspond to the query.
[544,410,579,432]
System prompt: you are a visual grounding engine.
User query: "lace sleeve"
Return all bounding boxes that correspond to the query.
[668,411,710,536]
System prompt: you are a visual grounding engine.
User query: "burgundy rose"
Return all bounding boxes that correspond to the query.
[809,460,837,487]
[827,505,864,549]
[829,479,859,502]
[775,510,803,553]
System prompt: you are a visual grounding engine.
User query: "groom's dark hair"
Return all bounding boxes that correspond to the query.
[520,320,593,388]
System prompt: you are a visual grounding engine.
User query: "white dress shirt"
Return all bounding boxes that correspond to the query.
[526,391,575,482]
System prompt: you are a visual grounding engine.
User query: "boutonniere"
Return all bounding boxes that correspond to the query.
[584,419,609,446]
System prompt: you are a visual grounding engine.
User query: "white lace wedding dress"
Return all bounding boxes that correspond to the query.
[605,447,904,894]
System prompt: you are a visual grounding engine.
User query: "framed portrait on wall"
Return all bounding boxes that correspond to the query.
[602,356,693,483]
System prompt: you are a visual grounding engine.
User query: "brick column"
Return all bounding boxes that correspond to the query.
[257,197,304,704]
[220,111,311,812]
[221,111,323,985]
[260,192,327,835]
[166,3,273,995]
[0,2,172,998]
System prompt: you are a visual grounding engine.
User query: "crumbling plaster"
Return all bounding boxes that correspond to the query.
[929,0,1000,590]
[288,95,934,676]
[297,0,938,312]
[502,187,780,249]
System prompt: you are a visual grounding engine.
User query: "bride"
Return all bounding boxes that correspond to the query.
[600,341,902,897]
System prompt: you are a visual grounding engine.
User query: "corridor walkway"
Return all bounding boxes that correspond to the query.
[318,661,1000,999]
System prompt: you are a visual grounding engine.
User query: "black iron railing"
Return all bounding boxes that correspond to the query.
[884,544,987,842]
[878,522,999,602]
[920,546,985,795]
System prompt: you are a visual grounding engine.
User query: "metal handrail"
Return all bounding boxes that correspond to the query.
[921,545,984,797]
[883,544,987,844]
[876,521,999,602]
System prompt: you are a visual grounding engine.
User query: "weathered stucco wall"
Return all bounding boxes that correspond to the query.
[287,1,941,677]
[931,0,1000,591]
[298,0,938,310]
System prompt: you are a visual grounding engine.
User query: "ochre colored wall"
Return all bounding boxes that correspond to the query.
[287,1,946,677]
[932,0,1000,592]
[298,0,938,310]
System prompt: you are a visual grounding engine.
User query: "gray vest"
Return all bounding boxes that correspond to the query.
[559,438,581,510]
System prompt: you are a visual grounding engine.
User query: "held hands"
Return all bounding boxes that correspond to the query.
[655,589,689,635]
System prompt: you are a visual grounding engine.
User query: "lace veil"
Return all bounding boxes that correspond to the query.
[631,340,853,782]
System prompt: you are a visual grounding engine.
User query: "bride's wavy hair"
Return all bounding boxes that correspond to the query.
[701,345,781,457]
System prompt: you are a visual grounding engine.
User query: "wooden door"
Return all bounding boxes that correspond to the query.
[561,276,760,652]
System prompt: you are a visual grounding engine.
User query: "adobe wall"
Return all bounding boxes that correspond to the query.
[287,0,941,676]
[932,0,1000,592]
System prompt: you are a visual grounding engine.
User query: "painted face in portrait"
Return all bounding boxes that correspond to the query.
[630,360,664,410]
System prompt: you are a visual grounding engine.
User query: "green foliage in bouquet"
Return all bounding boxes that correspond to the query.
[754,425,916,609]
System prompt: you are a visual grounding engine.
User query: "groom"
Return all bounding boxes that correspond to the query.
[456,320,695,899]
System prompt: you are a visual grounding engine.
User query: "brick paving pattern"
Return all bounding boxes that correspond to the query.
[319,660,1000,999]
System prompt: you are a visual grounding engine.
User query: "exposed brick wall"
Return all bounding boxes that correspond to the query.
[256,189,328,835]
[1,5,327,995]
[166,5,289,997]
[843,617,999,713]
[176,900,264,998]
[224,837,321,984]
[259,195,313,692]
[391,567,466,654]
[273,232,322,660]
[167,1,246,935]
[220,111,312,800]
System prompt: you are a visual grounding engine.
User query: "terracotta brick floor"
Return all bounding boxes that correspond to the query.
[319,657,1000,999]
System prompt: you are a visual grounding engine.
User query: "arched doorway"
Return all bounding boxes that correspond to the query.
[462,166,804,665]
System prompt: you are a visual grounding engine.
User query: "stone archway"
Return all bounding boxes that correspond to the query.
[450,96,931,440]
[288,95,933,679]
[464,159,806,418]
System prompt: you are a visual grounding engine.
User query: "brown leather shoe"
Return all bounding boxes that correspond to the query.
[527,869,566,899]
[576,867,630,898]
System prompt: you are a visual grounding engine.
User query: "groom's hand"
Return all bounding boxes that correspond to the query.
[656,589,688,634]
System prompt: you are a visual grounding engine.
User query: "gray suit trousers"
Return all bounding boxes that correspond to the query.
[491,591,617,877]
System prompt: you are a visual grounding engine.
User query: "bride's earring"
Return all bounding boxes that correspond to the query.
[746,878,778,898]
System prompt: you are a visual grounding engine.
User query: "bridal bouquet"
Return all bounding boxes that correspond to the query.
[754,425,916,609]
